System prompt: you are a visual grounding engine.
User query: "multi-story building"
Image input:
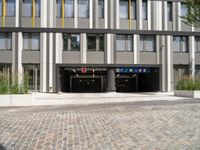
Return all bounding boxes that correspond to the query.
[0,0,200,93]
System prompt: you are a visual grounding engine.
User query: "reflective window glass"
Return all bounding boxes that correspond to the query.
[65,0,74,17]
[7,0,15,16]
[78,0,89,18]
[24,0,32,17]
[120,0,128,19]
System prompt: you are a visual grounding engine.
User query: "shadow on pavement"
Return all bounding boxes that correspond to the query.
[0,144,6,150]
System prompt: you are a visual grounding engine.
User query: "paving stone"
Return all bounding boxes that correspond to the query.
[0,101,200,149]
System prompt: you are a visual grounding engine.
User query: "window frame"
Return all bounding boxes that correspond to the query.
[167,1,172,21]
[0,0,2,17]
[78,0,89,18]
[195,36,200,53]
[87,34,104,51]
[116,34,133,52]
[6,0,16,17]
[23,33,40,51]
[23,0,40,17]
[142,0,147,20]
[98,0,104,19]
[173,36,188,53]
[63,34,80,51]
[0,33,12,51]
[139,35,156,52]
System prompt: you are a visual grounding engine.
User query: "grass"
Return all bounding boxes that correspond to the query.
[0,72,29,95]
[176,76,200,91]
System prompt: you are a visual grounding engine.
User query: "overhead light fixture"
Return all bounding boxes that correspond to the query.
[132,74,136,78]
[117,74,120,77]
[72,69,76,73]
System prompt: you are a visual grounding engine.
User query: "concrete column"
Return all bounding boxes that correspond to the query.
[163,1,168,30]
[12,32,23,85]
[40,33,48,92]
[147,0,151,30]
[172,2,176,31]
[94,0,98,28]
[15,0,19,27]
[104,0,108,28]
[166,35,172,91]
[161,36,166,92]
[189,36,195,78]
[81,33,87,64]
[108,0,114,28]
[116,0,119,29]
[153,1,162,30]
[107,68,116,92]
[55,33,63,64]
[156,35,160,64]
[48,33,55,92]
[89,0,93,28]
[74,0,78,28]
[137,0,142,30]
[177,2,181,31]
[133,34,139,64]
[105,34,114,64]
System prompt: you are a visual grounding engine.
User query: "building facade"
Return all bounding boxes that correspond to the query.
[0,0,200,93]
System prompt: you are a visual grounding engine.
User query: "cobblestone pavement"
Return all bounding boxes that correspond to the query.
[1,100,200,150]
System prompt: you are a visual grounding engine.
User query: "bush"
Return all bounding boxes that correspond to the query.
[176,76,200,90]
[0,72,29,95]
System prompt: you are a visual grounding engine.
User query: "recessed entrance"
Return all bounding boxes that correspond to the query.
[58,66,160,93]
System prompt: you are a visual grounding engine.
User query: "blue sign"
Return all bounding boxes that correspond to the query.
[116,67,152,73]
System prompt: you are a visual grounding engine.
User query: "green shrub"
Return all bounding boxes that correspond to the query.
[176,76,200,90]
[0,72,29,95]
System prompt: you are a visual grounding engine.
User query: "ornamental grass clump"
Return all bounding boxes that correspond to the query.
[176,76,200,90]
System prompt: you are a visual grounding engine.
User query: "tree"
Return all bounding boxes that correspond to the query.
[182,0,200,28]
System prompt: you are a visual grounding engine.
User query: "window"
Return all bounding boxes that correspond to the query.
[57,0,62,17]
[132,0,136,19]
[65,0,74,17]
[181,3,188,17]
[0,33,12,50]
[98,0,104,18]
[195,37,200,53]
[23,0,40,17]
[142,0,147,20]
[87,34,104,51]
[35,0,40,17]
[120,0,128,19]
[23,33,40,51]
[167,2,172,21]
[140,35,155,52]
[24,0,32,17]
[6,0,15,16]
[23,65,40,91]
[0,0,2,16]
[78,0,89,18]
[116,35,133,52]
[173,36,188,53]
[63,34,80,51]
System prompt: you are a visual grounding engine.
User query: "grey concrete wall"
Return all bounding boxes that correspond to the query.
[173,53,189,64]
[195,54,200,65]
[22,51,40,63]
[0,51,12,63]
[140,52,157,64]
[0,17,15,27]
[87,52,104,64]
[62,51,81,63]
[115,52,134,64]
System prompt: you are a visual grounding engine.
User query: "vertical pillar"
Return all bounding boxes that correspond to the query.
[55,33,63,64]
[137,0,142,30]
[153,1,162,30]
[49,33,55,92]
[15,0,19,27]
[147,0,151,30]
[161,36,166,92]
[89,0,93,28]
[189,36,195,79]
[104,0,108,28]
[166,35,172,91]
[108,0,114,28]
[94,0,98,28]
[107,68,116,92]
[116,0,119,29]
[40,0,48,92]
[81,33,87,64]
[74,0,78,28]
[133,34,138,64]
[105,34,114,64]
[172,2,176,31]
[163,1,167,30]
[12,32,23,86]
[177,2,181,31]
